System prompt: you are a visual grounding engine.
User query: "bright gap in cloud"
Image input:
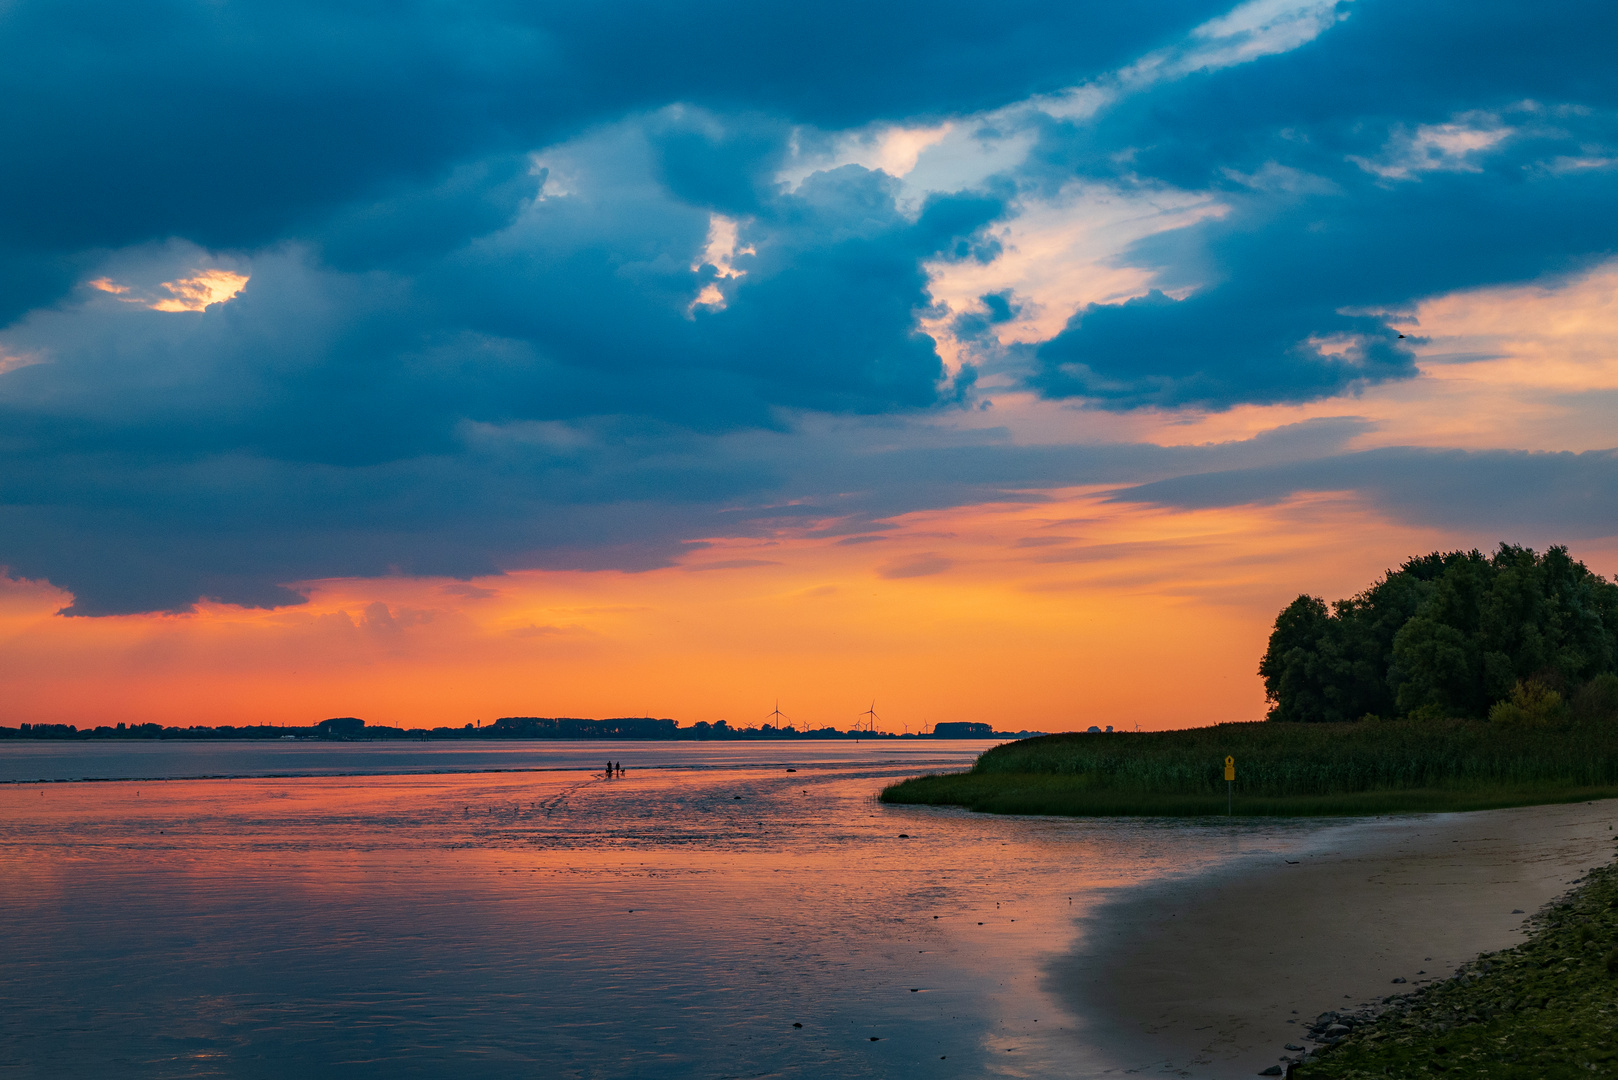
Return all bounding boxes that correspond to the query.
[87,268,250,312]
[1351,111,1516,180]
[689,214,751,313]
[780,0,1353,203]
[150,270,251,312]
[765,0,1350,375]
[778,122,954,192]
[1176,0,1350,74]
[922,182,1229,374]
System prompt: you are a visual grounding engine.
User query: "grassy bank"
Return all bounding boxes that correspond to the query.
[1295,854,1618,1079]
[881,718,1618,817]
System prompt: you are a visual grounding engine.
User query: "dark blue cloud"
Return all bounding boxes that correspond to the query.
[3,0,1616,614]
[1026,0,1618,408]
[1032,287,1415,408]
[0,0,1228,284]
[0,410,1368,616]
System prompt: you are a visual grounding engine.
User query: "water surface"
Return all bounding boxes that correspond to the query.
[0,738,991,783]
[0,742,1324,1078]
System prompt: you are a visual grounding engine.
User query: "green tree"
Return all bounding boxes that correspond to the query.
[1258,595,1335,722]
[1261,544,1618,722]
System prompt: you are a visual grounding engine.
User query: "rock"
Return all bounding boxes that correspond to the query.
[1259,1067,1284,1076]
[1324,1024,1351,1038]
[1391,977,1406,983]
[1512,908,1525,914]
[1285,1044,1305,1051]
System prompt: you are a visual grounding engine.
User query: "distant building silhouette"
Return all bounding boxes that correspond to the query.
[932,721,993,738]
[316,717,366,738]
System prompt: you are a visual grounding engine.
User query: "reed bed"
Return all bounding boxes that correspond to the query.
[881,718,1618,816]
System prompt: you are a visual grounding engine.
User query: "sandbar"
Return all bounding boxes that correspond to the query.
[1055,800,1618,1078]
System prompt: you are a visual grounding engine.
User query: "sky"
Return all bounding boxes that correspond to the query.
[2,0,1616,732]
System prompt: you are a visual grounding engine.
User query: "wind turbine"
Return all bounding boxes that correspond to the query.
[766,700,789,727]
[859,700,880,734]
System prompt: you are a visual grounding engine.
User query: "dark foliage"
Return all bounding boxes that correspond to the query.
[1259,545,1618,722]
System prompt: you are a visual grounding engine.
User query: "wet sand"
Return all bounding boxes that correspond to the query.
[1057,800,1618,1079]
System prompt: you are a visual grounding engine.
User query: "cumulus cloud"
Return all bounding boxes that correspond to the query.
[1012,1,1618,408]
[2,0,1617,614]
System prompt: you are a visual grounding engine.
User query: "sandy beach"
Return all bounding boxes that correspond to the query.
[1057,800,1618,1079]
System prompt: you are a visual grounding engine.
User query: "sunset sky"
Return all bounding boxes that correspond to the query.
[2,0,1616,732]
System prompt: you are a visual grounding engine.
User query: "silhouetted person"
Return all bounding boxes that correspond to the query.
[606,760,614,778]
[617,762,625,777]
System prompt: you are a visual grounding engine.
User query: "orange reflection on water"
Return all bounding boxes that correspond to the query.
[0,758,1302,1079]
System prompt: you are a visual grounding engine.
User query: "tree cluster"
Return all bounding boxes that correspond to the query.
[1259,545,1618,723]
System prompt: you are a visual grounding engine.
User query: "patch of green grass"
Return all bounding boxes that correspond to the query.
[880,717,1618,817]
[1295,854,1618,1080]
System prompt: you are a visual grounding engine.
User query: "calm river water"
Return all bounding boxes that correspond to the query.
[0,741,1320,1078]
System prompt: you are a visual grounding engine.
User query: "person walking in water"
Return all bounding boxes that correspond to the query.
[606,760,614,779]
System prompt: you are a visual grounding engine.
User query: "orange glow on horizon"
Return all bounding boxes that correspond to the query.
[0,489,1496,734]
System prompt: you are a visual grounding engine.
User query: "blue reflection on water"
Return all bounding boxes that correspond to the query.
[0,738,1003,783]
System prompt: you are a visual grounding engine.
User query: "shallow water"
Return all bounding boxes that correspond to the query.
[0,738,994,783]
[0,742,1327,1078]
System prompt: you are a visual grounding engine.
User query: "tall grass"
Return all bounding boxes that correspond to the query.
[881,718,1618,816]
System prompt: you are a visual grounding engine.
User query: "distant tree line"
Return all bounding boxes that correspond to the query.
[1260,544,1618,725]
[0,715,1035,741]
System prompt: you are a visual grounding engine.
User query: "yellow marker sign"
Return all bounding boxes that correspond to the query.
[1224,756,1235,782]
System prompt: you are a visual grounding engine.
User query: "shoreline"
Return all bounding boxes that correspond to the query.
[1055,800,1618,1078]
